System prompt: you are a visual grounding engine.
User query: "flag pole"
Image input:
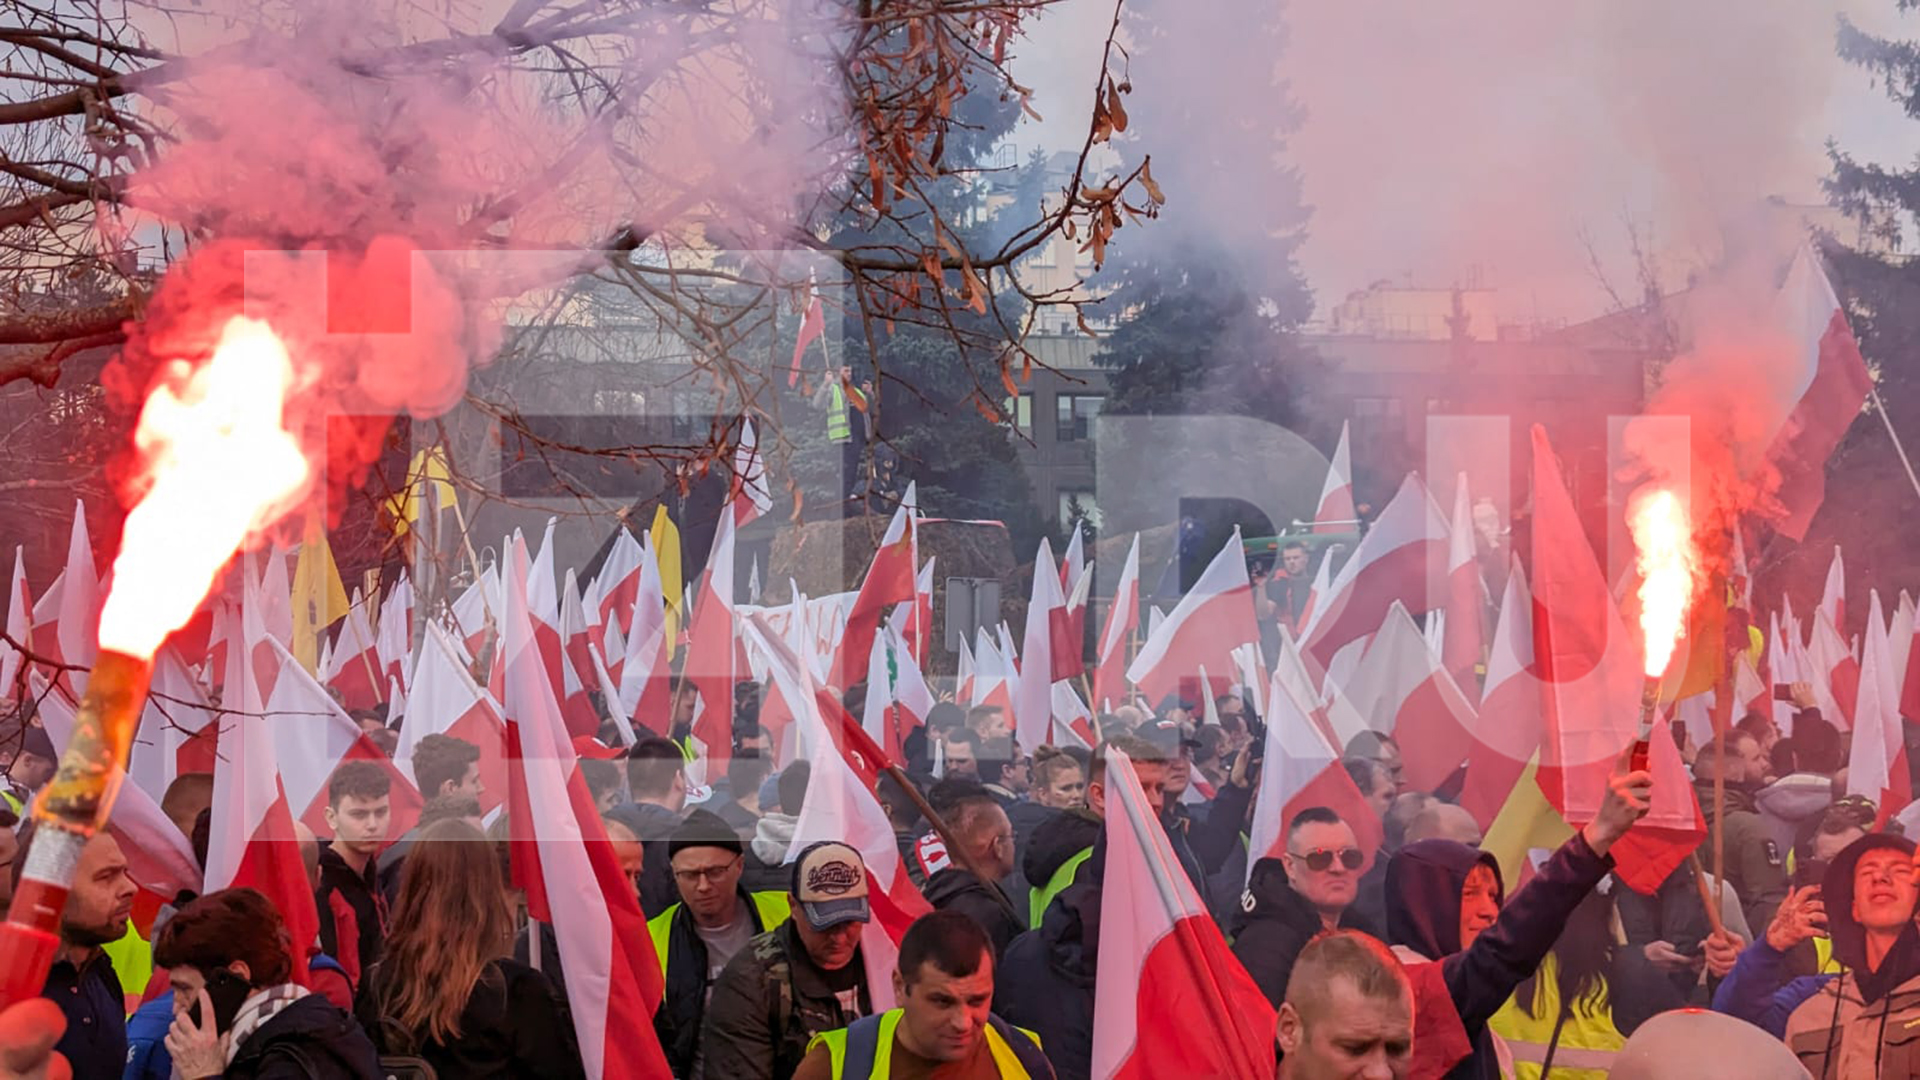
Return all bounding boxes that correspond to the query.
[1871,388,1920,506]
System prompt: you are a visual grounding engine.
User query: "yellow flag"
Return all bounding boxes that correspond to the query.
[1480,757,1576,889]
[291,510,351,674]
[650,505,683,648]
[385,447,459,539]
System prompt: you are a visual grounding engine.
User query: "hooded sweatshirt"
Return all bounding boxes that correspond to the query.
[1386,833,1613,1080]
[996,838,1106,1080]
[1232,856,1377,1008]
[1781,833,1920,1079]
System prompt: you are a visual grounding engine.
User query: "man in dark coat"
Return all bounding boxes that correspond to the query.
[1384,754,1649,1080]
[1233,808,1378,1007]
[921,795,1024,959]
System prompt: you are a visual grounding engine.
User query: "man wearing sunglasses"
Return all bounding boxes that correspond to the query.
[649,808,793,1077]
[1235,807,1378,1009]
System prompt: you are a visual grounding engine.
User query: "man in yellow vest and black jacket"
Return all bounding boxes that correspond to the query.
[794,910,1053,1079]
[650,809,793,1077]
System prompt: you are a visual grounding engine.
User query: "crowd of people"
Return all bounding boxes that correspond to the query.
[0,642,1903,1079]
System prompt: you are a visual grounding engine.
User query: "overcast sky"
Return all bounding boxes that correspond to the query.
[1006,1,1916,325]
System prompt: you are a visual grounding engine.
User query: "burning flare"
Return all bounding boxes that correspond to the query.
[98,315,309,659]
[1628,487,1697,679]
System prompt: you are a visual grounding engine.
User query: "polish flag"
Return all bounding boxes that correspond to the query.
[882,623,936,736]
[558,569,602,738]
[589,527,646,643]
[1126,530,1256,705]
[1734,650,1769,721]
[833,485,918,689]
[732,418,773,527]
[885,558,936,666]
[31,500,98,672]
[1441,476,1487,690]
[0,547,31,700]
[1819,547,1847,637]
[1092,535,1140,714]
[587,641,640,748]
[1889,595,1914,711]
[397,622,508,815]
[1016,538,1072,754]
[1848,591,1913,825]
[376,573,413,691]
[324,590,382,711]
[685,510,740,764]
[862,626,909,763]
[207,593,316,986]
[260,636,424,839]
[787,270,825,388]
[1313,422,1356,534]
[1768,248,1873,542]
[955,635,976,706]
[1249,644,1385,876]
[499,534,670,1080]
[970,628,1016,718]
[127,645,219,802]
[1347,602,1477,794]
[1771,609,1804,733]
[1092,749,1276,1079]
[256,546,293,650]
[1809,611,1858,729]
[618,535,673,732]
[1459,566,1541,829]
[750,614,930,1008]
[1529,425,1703,894]
[1060,528,1089,674]
[1273,627,1368,755]
[1051,682,1096,748]
[1300,474,1448,669]
[527,518,569,700]
[449,563,500,658]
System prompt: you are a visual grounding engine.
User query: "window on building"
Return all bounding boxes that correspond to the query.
[1055,394,1105,442]
[1004,393,1033,432]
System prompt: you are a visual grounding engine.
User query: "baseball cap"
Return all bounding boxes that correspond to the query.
[790,840,871,930]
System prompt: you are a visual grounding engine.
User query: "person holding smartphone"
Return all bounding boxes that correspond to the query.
[155,888,382,1080]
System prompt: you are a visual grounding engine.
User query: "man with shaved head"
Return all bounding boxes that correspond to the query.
[923,795,1022,959]
[1404,803,1483,848]
[1276,930,1415,1080]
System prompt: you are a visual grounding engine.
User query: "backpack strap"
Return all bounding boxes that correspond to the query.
[839,1014,888,1078]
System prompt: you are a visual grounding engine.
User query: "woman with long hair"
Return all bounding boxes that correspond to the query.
[1488,889,1624,1079]
[359,818,583,1080]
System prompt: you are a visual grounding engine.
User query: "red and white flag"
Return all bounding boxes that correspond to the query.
[787,271,826,388]
[1458,565,1541,829]
[376,573,412,691]
[558,568,602,739]
[970,627,1016,717]
[1059,528,1089,675]
[1441,475,1487,689]
[685,510,740,763]
[1848,590,1913,825]
[0,547,31,700]
[1248,647,1385,876]
[1348,602,1477,794]
[1300,474,1448,669]
[261,636,424,839]
[1092,749,1276,1079]
[732,418,773,526]
[31,500,98,672]
[398,622,508,815]
[1768,249,1873,541]
[1529,425,1701,893]
[588,527,645,646]
[1820,547,1847,638]
[1734,650,1769,721]
[1313,422,1355,534]
[500,534,670,1080]
[1809,611,1858,729]
[1127,530,1256,705]
[1770,609,1803,733]
[833,485,918,689]
[1016,538,1071,754]
[886,558,936,666]
[256,546,293,651]
[127,645,219,803]
[527,518,569,700]
[618,534,673,731]
[324,590,383,711]
[1092,534,1140,713]
[207,590,316,986]
[449,563,501,659]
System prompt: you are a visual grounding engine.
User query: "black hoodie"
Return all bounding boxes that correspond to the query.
[226,993,383,1080]
[1232,856,1379,1008]
[1386,834,1612,1080]
[997,838,1106,1080]
[1024,808,1102,890]
[924,867,1024,960]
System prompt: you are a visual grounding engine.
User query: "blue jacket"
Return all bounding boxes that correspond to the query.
[1710,936,1836,1037]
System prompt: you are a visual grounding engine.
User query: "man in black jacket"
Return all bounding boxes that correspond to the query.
[1385,752,1650,1080]
[156,888,381,1080]
[922,795,1023,959]
[1234,807,1377,1008]
[315,761,393,990]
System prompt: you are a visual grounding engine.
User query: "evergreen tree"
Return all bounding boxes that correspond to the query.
[1092,0,1323,429]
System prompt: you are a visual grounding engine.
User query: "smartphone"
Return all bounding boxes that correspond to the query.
[1773,684,1796,702]
[186,970,254,1034]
